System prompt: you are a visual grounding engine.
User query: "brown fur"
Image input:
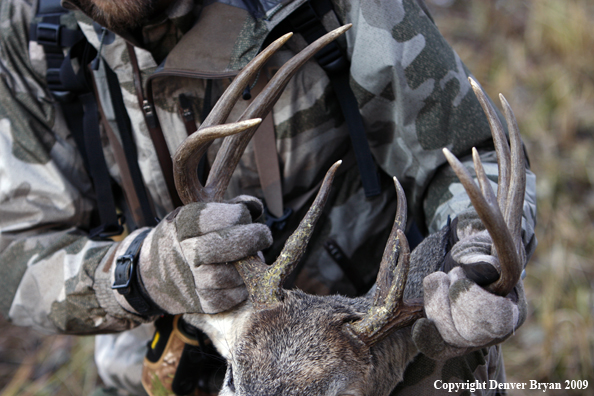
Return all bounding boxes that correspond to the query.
[218,291,418,396]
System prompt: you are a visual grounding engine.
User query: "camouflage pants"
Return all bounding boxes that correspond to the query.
[95,324,154,396]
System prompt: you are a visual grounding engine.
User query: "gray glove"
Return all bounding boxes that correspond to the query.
[413,209,527,360]
[112,196,272,315]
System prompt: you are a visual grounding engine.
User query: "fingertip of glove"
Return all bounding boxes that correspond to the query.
[251,223,273,248]
[423,270,448,290]
[228,195,264,220]
[241,200,264,221]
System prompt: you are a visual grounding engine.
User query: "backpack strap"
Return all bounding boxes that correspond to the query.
[29,0,85,93]
[127,43,184,209]
[103,64,158,227]
[30,0,158,236]
[285,0,382,198]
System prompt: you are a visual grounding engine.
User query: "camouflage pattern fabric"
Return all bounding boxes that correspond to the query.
[0,0,537,393]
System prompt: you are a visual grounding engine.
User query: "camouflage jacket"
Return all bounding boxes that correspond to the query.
[0,0,537,393]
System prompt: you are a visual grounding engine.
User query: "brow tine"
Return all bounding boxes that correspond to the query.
[173,119,262,204]
[237,161,342,308]
[350,228,423,346]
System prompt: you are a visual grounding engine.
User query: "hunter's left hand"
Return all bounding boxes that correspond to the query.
[412,210,527,360]
[413,80,529,360]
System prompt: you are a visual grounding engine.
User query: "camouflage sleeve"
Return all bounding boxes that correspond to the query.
[331,0,536,254]
[0,0,143,333]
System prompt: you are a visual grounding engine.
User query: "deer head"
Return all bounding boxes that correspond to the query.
[173,25,526,396]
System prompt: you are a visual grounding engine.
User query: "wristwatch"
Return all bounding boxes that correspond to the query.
[112,229,163,316]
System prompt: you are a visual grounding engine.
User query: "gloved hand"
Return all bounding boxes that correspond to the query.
[112,196,273,316]
[412,209,527,360]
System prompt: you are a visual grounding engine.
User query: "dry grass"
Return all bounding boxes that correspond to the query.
[428,0,594,393]
[2,0,594,395]
[0,317,100,395]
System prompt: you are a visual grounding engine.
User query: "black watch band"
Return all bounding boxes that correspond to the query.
[112,229,163,316]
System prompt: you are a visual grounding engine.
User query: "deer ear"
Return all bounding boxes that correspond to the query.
[182,302,253,359]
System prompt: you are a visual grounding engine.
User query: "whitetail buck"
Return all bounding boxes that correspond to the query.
[173,26,525,395]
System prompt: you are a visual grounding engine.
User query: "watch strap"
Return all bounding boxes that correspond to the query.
[112,229,163,316]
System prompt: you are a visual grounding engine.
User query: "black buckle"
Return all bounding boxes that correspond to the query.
[36,22,61,46]
[265,207,293,232]
[290,2,319,32]
[314,42,347,75]
[112,254,134,294]
[289,2,348,75]
[46,68,62,86]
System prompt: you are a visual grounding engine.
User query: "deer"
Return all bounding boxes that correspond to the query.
[170,25,526,396]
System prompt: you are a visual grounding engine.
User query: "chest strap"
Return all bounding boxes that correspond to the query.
[127,43,184,209]
[287,0,381,198]
[251,73,286,219]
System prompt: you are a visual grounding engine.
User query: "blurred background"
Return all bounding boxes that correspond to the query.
[1,0,593,394]
[426,1,594,394]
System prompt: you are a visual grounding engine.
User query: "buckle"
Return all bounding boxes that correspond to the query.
[36,23,61,46]
[112,254,134,294]
[46,68,62,86]
[290,2,319,33]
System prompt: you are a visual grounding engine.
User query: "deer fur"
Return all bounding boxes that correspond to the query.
[187,291,419,396]
[183,230,452,395]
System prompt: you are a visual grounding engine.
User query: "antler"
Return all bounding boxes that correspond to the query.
[348,177,424,346]
[442,77,526,297]
[173,25,352,308]
[173,25,352,205]
[235,161,341,309]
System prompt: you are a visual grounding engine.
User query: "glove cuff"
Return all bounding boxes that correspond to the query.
[94,243,154,328]
[111,228,164,317]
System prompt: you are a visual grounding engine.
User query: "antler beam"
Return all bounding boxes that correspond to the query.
[442,77,526,297]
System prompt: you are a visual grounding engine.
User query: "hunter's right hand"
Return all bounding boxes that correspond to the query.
[111,196,272,315]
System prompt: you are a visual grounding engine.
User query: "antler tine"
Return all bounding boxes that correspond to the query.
[172,33,293,205]
[173,119,262,204]
[200,33,294,129]
[499,94,526,255]
[349,177,424,346]
[206,24,352,201]
[234,161,342,309]
[374,177,407,304]
[472,147,498,210]
[442,145,522,296]
[468,77,511,212]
